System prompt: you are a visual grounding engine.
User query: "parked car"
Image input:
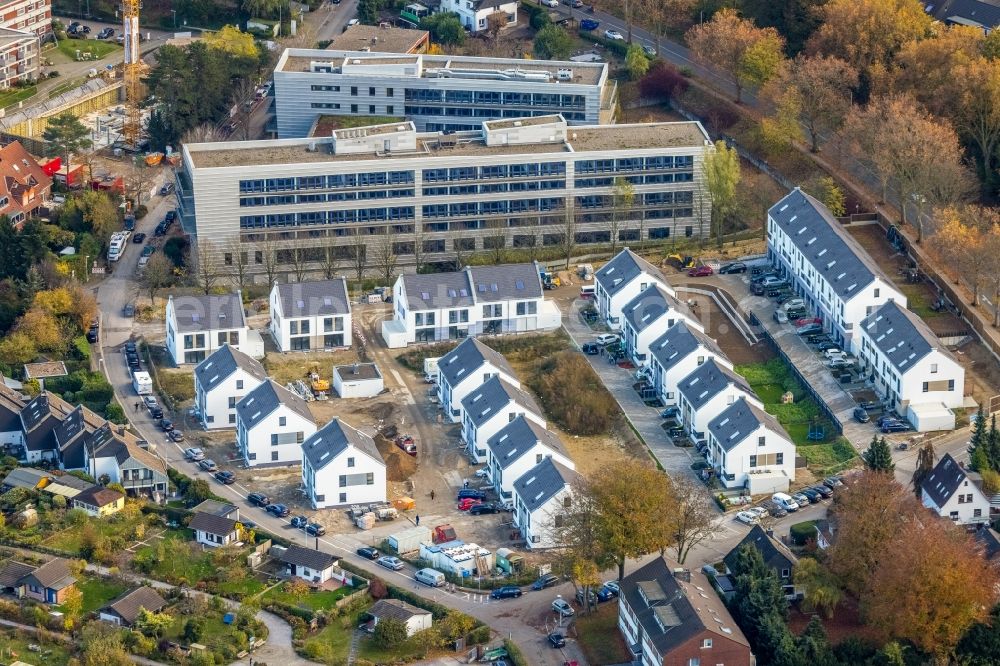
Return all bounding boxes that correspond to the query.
[490,586,523,600]
[123,303,135,317]
[719,262,747,274]
[214,470,235,484]
[822,476,844,489]
[266,503,290,517]
[785,308,807,320]
[794,317,823,328]
[247,492,270,507]
[377,555,404,571]
[457,498,483,511]
[305,522,326,536]
[580,18,600,30]
[542,0,558,6]
[132,232,146,244]
[797,324,823,336]
[457,488,487,500]
[773,309,788,324]
[772,494,799,512]
[551,598,575,617]
[604,29,624,40]
[86,325,99,343]
[183,447,205,461]
[603,580,620,596]
[736,510,760,525]
[811,484,833,498]
[643,44,656,57]
[581,342,601,355]
[198,459,218,472]
[547,633,567,648]
[290,516,308,528]
[160,182,174,195]
[688,265,714,277]
[532,573,560,590]
[149,406,163,419]
[660,406,679,419]
[166,210,177,223]
[167,430,184,442]
[595,333,619,345]
[827,359,853,370]
[469,503,497,515]
[159,419,174,432]
[853,406,871,423]
[882,420,910,433]
[791,492,810,506]
[97,27,115,39]
[799,487,822,503]
[575,589,598,606]
[357,547,380,560]
[817,342,840,352]
[762,500,787,518]
[823,349,848,361]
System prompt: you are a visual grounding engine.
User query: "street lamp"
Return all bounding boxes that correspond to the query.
[171,9,177,28]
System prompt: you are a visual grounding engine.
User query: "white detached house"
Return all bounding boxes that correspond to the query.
[485,415,574,499]
[922,453,990,526]
[677,358,762,445]
[461,375,546,464]
[437,0,517,33]
[236,379,317,467]
[512,457,581,550]
[648,322,731,408]
[706,397,796,494]
[621,284,703,367]
[268,278,352,352]
[190,512,240,548]
[166,292,251,365]
[193,345,267,430]
[302,418,386,509]
[594,248,672,330]
[437,337,519,423]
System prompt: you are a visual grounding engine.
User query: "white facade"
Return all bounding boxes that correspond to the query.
[437,0,517,33]
[436,338,519,423]
[620,286,703,367]
[0,29,39,89]
[594,249,674,330]
[649,327,732,408]
[193,346,267,430]
[194,526,238,548]
[705,398,796,492]
[236,383,316,467]
[486,417,574,499]
[301,419,386,509]
[333,364,384,398]
[922,454,991,525]
[165,293,250,366]
[677,360,762,444]
[272,48,611,137]
[767,189,906,353]
[461,377,546,463]
[268,279,352,352]
[511,458,579,550]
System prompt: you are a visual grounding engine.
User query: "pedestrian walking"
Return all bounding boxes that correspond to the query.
[134,401,140,413]
[430,489,435,500]
[415,515,420,526]
[464,480,469,489]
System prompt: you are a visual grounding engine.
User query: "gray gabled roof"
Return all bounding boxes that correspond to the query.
[195,344,267,394]
[401,271,475,310]
[622,284,697,335]
[594,248,667,298]
[486,415,567,470]
[169,292,246,332]
[936,0,1000,28]
[860,300,954,373]
[279,544,337,571]
[301,418,384,471]
[368,598,430,622]
[189,511,238,536]
[708,398,790,453]
[104,586,167,625]
[461,376,543,428]
[923,453,979,509]
[769,189,894,301]
[438,337,516,389]
[0,560,36,587]
[649,321,725,373]
[723,525,796,579]
[677,359,756,411]
[24,558,73,590]
[236,379,314,431]
[468,263,543,302]
[512,457,580,513]
[273,278,351,318]
[20,394,60,452]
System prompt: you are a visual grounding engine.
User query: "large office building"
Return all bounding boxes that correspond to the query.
[177,115,712,282]
[272,49,616,137]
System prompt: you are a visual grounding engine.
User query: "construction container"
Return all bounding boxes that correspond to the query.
[432,524,457,544]
[387,525,431,554]
[393,497,415,511]
[495,548,524,574]
[355,512,376,530]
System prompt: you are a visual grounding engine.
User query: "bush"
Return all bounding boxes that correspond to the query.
[105,401,126,423]
[134,204,148,219]
[639,62,689,102]
[373,617,407,648]
[528,351,617,435]
[504,638,528,666]
[790,520,817,546]
[521,1,550,30]
[580,29,628,57]
[468,625,491,644]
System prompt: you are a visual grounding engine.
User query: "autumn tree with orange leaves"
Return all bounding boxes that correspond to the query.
[929,205,1000,306]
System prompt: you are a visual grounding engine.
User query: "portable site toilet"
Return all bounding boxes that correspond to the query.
[495,548,524,575]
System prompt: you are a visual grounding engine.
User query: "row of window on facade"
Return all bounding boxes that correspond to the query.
[413,301,537,327]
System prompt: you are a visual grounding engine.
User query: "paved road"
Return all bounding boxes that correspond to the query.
[308,0,360,42]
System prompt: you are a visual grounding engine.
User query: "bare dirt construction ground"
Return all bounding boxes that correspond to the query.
[262,348,361,385]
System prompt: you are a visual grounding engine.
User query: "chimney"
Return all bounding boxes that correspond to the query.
[766,529,774,538]
[672,568,691,583]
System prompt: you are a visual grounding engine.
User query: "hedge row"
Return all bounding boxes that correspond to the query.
[579,29,629,57]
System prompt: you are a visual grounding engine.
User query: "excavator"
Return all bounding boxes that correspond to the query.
[308,364,330,399]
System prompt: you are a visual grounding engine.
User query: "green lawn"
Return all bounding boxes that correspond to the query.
[132,530,215,584]
[70,576,128,613]
[0,630,72,665]
[798,438,857,474]
[261,582,356,610]
[736,359,836,447]
[300,604,437,663]
[753,383,786,404]
[901,285,942,319]
[43,513,148,555]
[0,85,36,109]
[575,602,632,665]
[217,577,267,598]
[161,607,250,656]
[56,38,120,60]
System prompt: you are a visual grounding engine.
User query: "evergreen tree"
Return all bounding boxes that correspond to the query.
[796,616,837,666]
[969,406,987,470]
[988,414,1000,472]
[862,435,895,472]
[729,545,794,665]
[911,442,936,498]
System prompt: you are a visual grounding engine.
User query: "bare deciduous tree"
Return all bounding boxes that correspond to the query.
[370,232,398,286]
[260,234,279,286]
[196,239,220,294]
[321,245,339,279]
[351,233,368,287]
[225,238,250,291]
[411,223,425,274]
[609,177,635,255]
[561,200,577,270]
[484,220,507,265]
[669,476,716,565]
[289,246,309,282]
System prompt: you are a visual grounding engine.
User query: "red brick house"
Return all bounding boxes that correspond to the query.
[0,140,51,225]
[618,557,754,666]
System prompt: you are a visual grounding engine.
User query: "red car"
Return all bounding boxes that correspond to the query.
[457,498,483,511]
[688,265,714,277]
[794,317,822,328]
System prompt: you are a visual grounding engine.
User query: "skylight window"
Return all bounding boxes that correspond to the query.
[421,291,430,300]
[515,280,524,290]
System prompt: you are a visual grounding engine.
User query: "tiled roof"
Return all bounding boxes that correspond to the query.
[923,453,977,509]
[860,300,955,373]
[486,416,568,470]
[279,544,337,571]
[273,278,351,317]
[104,586,167,624]
[195,344,267,393]
[595,248,667,298]
[25,558,73,589]
[0,560,35,587]
[437,337,515,389]
[236,379,314,431]
[468,263,543,303]
[368,598,430,621]
[73,485,124,508]
[401,261,543,310]
[169,292,247,332]
[461,376,543,428]
[708,398,790,452]
[621,284,697,334]
[723,525,796,578]
[189,511,238,535]
[649,321,725,373]
[0,141,52,219]
[401,271,475,310]
[512,457,579,512]
[677,359,756,411]
[301,418,384,471]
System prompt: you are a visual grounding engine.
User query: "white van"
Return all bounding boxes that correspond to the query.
[132,371,152,395]
[772,492,799,512]
[580,285,596,299]
[414,568,445,587]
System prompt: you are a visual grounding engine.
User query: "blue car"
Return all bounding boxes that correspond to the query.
[580,18,599,30]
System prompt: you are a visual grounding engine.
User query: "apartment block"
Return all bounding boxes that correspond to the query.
[272,49,614,137]
[177,115,712,282]
[0,0,50,38]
